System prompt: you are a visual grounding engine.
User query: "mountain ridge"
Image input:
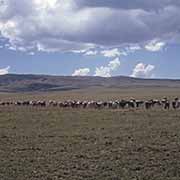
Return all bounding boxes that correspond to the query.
[0,74,180,92]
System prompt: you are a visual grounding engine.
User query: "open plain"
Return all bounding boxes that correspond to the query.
[0,86,180,180]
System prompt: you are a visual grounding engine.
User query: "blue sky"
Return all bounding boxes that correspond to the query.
[0,0,180,78]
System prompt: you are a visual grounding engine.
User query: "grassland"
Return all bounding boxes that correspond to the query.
[1,87,180,101]
[1,87,180,180]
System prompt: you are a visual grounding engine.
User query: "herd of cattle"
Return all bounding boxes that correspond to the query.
[0,98,180,110]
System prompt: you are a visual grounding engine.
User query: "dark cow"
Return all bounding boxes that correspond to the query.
[162,98,170,110]
[145,100,153,110]
[135,100,144,108]
[119,100,127,109]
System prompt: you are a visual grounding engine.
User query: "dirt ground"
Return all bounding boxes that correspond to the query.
[1,88,180,180]
[0,105,180,180]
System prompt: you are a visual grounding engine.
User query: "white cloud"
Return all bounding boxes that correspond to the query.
[126,45,141,53]
[84,50,98,56]
[101,48,127,58]
[8,46,16,51]
[129,45,141,51]
[0,0,179,53]
[72,49,87,54]
[108,57,121,70]
[72,68,90,76]
[94,58,121,77]
[123,45,142,56]
[0,66,10,75]
[94,66,111,77]
[145,40,166,52]
[131,63,155,78]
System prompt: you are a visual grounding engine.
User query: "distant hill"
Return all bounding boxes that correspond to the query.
[0,74,180,92]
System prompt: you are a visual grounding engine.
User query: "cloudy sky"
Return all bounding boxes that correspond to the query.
[0,0,180,78]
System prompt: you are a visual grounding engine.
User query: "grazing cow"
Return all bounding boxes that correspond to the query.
[58,101,64,108]
[151,99,162,108]
[172,98,179,109]
[103,101,108,108]
[70,101,77,108]
[111,101,119,109]
[172,100,177,109]
[86,101,93,108]
[119,100,127,109]
[49,100,58,107]
[96,101,104,109]
[22,101,30,106]
[82,101,88,108]
[15,101,23,106]
[0,101,6,106]
[127,99,135,108]
[135,100,144,108]
[145,101,152,110]
[164,101,170,110]
[177,100,180,109]
[107,101,113,109]
[38,101,46,107]
[161,98,170,110]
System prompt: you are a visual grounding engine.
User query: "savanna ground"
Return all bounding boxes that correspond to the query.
[1,87,180,180]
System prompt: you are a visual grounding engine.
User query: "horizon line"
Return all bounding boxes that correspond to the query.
[2,73,180,81]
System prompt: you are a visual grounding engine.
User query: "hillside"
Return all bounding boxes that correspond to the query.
[0,74,180,92]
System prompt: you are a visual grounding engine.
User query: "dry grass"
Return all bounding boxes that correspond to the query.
[0,88,180,179]
[0,87,180,101]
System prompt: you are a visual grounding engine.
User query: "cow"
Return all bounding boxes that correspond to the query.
[119,100,127,109]
[135,100,144,108]
[161,98,170,110]
[172,98,179,109]
[127,99,136,108]
[145,100,153,110]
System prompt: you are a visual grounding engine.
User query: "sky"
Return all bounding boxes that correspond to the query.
[0,0,180,78]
